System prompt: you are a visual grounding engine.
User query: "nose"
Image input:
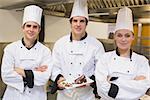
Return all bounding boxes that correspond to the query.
[77,21,81,26]
[29,26,34,32]
[121,36,126,41]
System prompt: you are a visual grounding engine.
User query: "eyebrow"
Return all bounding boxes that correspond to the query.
[26,24,38,27]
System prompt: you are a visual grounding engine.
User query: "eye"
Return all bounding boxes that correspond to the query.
[73,19,78,23]
[125,34,131,38]
[116,33,122,37]
[80,20,85,23]
[33,25,38,29]
[26,24,31,28]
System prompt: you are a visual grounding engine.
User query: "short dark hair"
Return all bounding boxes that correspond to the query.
[69,17,88,25]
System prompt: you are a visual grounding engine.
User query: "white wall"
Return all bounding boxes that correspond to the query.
[45,16,71,42]
[0,9,109,42]
[0,9,23,42]
[87,21,108,39]
[45,15,109,42]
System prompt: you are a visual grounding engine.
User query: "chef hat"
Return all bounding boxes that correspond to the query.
[115,7,133,33]
[23,5,43,26]
[70,0,88,20]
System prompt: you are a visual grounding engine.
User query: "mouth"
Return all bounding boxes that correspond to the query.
[75,28,81,31]
[28,33,35,37]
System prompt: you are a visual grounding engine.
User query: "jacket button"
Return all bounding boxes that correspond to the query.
[70,62,73,64]
[79,62,82,65]
[69,73,71,75]
[71,51,73,53]
[84,42,86,44]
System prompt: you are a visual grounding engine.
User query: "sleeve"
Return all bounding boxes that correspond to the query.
[1,47,24,93]
[50,74,63,94]
[33,48,53,86]
[95,56,118,99]
[23,70,34,88]
[113,58,150,99]
[51,42,63,81]
[94,41,105,62]
[96,54,150,99]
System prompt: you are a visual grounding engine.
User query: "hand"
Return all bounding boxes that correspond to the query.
[57,77,66,89]
[107,75,112,83]
[134,75,146,80]
[14,67,25,77]
[34,65,48,72]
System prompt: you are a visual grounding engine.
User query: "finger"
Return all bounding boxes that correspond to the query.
[41,65,48,69]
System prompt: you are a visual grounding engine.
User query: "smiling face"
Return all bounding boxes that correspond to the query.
[22,21,41,42]
[114,29,134,51]
[70,16,87,40]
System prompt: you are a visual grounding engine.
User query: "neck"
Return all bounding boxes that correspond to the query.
[23,38,35,48]
[72,32,86,41]
[118,48,131,57]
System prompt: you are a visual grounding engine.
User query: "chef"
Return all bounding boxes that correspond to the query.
[51,0,105,99]
[1,5,53,100]
[95,7,150,100]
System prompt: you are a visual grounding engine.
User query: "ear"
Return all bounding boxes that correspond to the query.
[21,25,24,29]
[132,33,135,40]
[114,33,117,40]
[38,26,41,33]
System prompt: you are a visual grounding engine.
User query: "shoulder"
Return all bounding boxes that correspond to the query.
[54,35,70,48]
[102,51,114,57]
[87,35,104,48]
[37,41,51,52]
[132,52,148,62]
[98,51,115,62]
[5,40,21,51]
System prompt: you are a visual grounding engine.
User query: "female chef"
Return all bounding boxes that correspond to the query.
[1,5,53,100]
[51,0,105,100]
[95,7,150,100]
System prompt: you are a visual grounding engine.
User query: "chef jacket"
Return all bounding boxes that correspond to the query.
[95,50,150,100]
[51,33,105,100]
[1,40,53,100]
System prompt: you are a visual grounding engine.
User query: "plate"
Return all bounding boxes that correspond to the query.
[65,77,94,89]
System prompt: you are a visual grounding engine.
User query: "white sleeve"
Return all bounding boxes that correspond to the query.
[114,58,150,99]
[95,56,111,97]
[1,47,24,93]
[33,48,53,86]
[51,43,63,81]
[96,54,150,99]
[95,42,105,62]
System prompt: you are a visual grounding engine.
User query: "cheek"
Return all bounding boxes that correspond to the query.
[115,37,121,42]
[128,38,134,43]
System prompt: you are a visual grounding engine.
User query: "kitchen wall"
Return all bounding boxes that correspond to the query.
[0,9,109,42]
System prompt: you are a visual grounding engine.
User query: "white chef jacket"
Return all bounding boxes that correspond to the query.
[95,50,150,100]
[1,40,53,100]
[51,34,105,100]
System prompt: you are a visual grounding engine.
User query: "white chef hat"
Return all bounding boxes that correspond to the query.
[115,7,134,33]
[70,0,89,20]
[23,5,43,26]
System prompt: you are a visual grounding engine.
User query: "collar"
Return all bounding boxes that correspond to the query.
[116,47,132,61]
[22,38,37,50]
[70,32,87,42]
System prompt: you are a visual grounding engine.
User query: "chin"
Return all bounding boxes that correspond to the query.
[75,32,82,35]
[118,47,129,51]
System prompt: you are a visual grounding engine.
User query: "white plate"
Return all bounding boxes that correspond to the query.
[65,77,94,89]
